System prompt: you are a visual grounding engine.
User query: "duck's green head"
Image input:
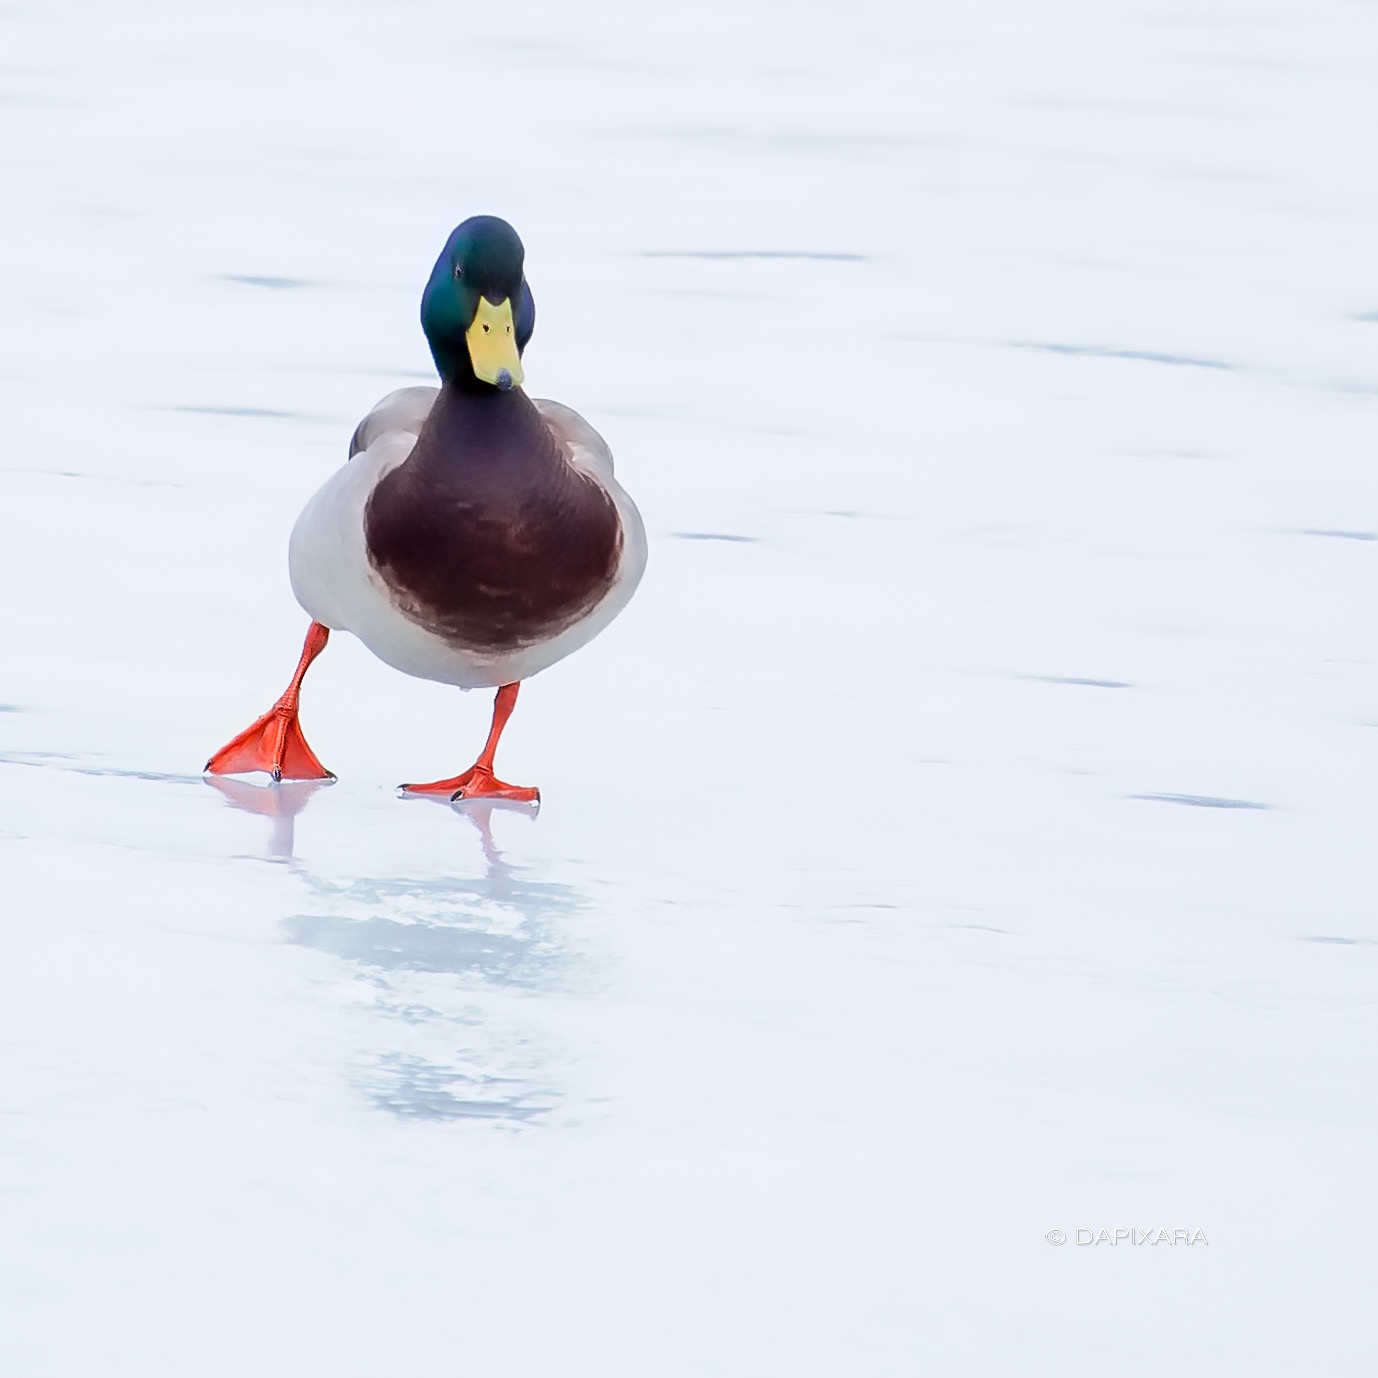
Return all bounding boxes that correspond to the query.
[421,216,535,391]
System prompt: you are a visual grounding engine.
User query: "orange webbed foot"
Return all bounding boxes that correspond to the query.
[399,764,539,805]
[205,704,334,783]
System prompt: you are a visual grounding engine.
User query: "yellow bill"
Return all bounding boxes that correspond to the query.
[466,295,524,390]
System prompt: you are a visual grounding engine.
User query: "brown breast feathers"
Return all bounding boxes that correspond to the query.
[363,387,622,654]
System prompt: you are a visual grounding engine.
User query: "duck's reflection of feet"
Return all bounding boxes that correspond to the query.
[204,775,538,867]
[449,797,540,885]
[204,775,333,859]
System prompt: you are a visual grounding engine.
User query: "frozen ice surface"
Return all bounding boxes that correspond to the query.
[2,0,1376,1373]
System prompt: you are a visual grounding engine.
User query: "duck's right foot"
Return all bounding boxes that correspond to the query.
[206,621,335,782]
[205,702,334,782]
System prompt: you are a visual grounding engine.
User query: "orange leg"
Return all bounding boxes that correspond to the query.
[205,622,335,782]
[400,682,539,803]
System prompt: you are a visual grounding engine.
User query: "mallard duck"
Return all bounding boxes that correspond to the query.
[206,216,646,801]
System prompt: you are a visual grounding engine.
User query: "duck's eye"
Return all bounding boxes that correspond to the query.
[452,264,464,281]
[506,324,512,333]
[482,323,490,333]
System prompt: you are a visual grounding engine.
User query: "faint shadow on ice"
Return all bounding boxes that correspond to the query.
[169,404,305,420]
[221,274,311,290]
[1131,792,1272,811]
[671,530,758,544]
[1022,674,1133,690]
[1296,528,1377,543]
[0,749,203,786]
[643,250,867,262]
[1010,341,1233,371]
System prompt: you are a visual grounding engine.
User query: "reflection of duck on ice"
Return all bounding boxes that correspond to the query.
[204,780,582,966]
[208,778,577,1120]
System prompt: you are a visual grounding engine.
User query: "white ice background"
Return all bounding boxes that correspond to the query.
[1,0,1376,1372]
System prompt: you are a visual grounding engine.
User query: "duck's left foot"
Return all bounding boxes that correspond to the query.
[399,765,539,804]
[400,681,539,804]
